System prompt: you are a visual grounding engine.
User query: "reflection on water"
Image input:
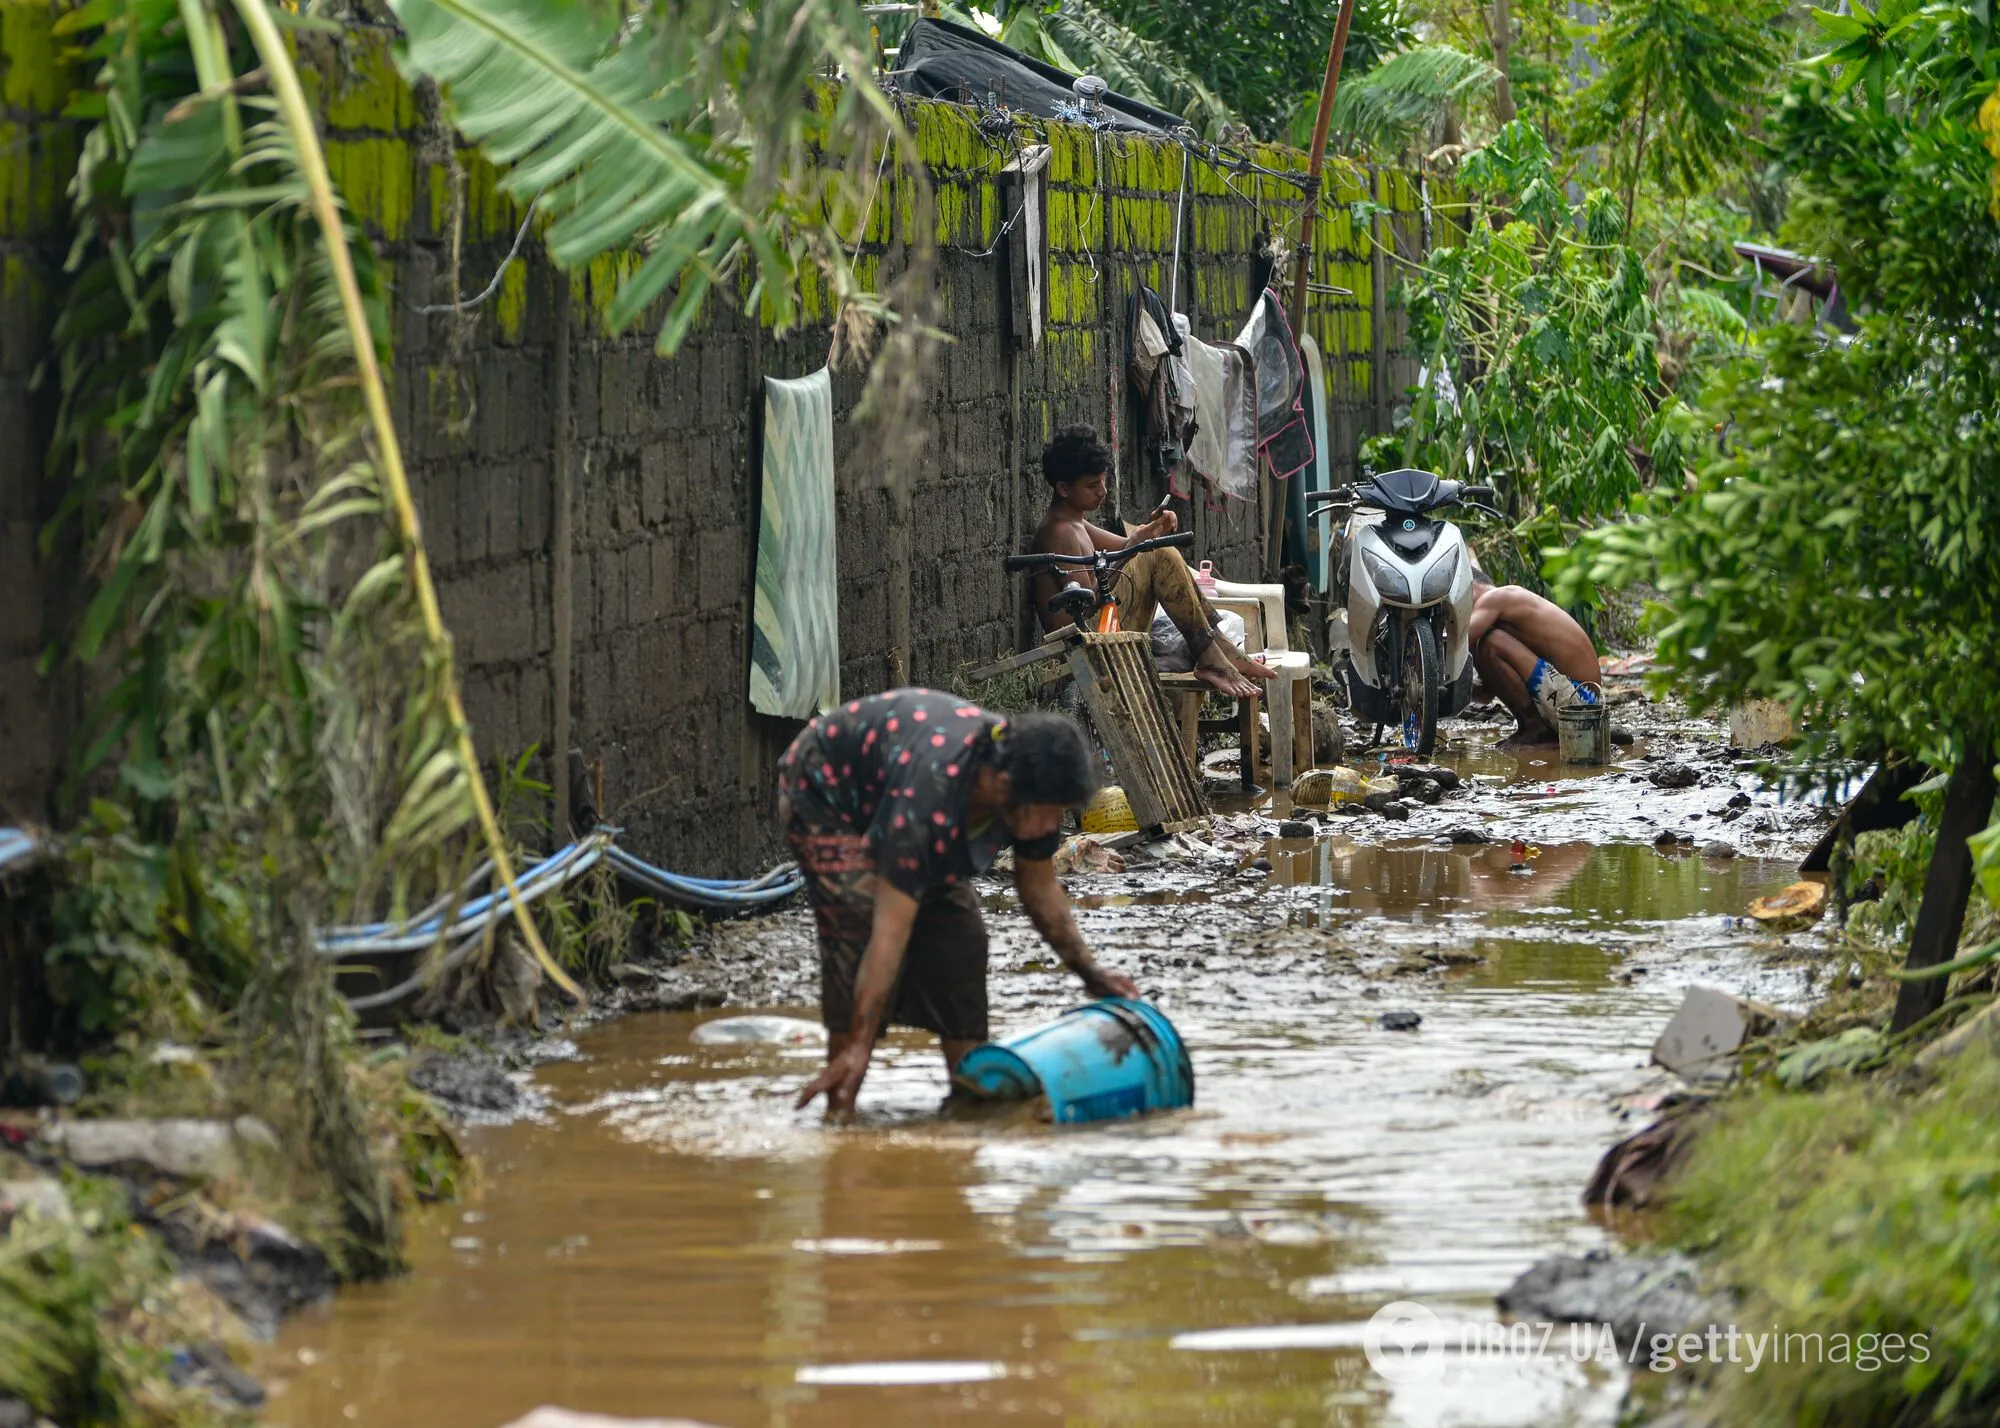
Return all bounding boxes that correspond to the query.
[264,841,1803,1428]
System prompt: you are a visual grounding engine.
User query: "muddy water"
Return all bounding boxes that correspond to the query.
[265,751,1814,1428]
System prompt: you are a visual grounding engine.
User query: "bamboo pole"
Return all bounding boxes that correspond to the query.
[1288,0,1361,331]
[232,0,585,1003]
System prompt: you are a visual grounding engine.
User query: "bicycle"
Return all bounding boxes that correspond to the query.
[1002,530,1197,634]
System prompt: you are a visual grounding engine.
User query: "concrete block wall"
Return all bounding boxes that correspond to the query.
[1,18,1439,875]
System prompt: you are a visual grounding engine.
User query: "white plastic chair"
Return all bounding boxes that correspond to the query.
[1208,578,1314,788]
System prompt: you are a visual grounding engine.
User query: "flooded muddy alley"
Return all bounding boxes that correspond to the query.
[262,729,1823,1428]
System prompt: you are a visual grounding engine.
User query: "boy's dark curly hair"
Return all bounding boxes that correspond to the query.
[1041,424,1111,488]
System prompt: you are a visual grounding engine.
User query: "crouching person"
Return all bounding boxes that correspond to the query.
[780,690,1138,1115]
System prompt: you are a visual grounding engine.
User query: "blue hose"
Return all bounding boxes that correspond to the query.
[0,824,801,958]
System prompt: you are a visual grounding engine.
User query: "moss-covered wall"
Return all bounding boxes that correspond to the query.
[1,16,1440,871]
[0,0,75,820]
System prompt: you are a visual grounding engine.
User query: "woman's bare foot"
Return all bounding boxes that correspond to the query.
[1194,642,1260,697]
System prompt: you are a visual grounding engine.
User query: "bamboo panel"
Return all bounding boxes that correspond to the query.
[1066,632,1207,830]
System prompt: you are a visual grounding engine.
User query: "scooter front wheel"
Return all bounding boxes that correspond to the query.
[1400,620,1440,756]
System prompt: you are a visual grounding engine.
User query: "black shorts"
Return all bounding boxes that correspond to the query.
[783,800,990,1042]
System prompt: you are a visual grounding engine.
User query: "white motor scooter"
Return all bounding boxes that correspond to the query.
[1307,468,1500,756]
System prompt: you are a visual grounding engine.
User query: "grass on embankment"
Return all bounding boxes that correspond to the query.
[1657,1030,2000,1425]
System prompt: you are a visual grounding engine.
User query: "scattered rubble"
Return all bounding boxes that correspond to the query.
[1498,1249,1718,1355]
[1652,988,1792,1081]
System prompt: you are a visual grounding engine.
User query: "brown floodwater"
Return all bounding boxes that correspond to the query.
[263,748,1815,1428]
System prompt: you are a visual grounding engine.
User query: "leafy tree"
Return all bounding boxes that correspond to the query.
[1554,5,2000,999]
[1572,0,1788,224]
[1092,0,1415,140]
[1315,41,1500,155]
[1384,121,1685,582]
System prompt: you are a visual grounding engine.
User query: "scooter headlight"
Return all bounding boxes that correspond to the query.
[1420,547,1461,603]
[1363,549,1412,603]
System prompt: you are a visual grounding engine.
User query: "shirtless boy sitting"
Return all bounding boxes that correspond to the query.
[1030,425,1273,698]
[1467,570,1601,750]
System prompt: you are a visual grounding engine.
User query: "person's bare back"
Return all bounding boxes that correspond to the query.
[1467,582,1602,748]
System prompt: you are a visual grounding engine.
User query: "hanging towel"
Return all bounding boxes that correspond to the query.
[750,368,840,719]
[1234,288,1315,481]
[1174,313,1258,503]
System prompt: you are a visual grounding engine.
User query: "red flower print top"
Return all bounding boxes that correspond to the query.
[779,688,1062,896]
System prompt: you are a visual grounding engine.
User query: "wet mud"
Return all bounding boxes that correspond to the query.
[261,715,1832,1428]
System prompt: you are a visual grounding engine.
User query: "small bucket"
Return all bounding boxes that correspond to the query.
[953,997,1194,1125]
[1557,700,1609,765]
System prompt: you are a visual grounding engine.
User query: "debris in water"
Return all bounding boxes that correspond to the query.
[1652,987,1790,1080]
[1649,762,1699,789]
[1497,1248,1715,1354]
[690,1016,826,1047]
[1700,840,1739,860]
[1448,826,1491,844]
[1379,1010,1422,1031]
[1052,834,1127,874]
[1276,819,1315,839]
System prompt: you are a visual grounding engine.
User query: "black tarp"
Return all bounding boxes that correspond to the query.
[890,18,1188,136]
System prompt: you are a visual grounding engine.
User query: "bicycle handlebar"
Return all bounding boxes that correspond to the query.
[1003,529,1195,573]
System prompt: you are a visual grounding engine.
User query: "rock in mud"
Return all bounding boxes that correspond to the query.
[1700,840,1739,860]
[1649,763,1700,789]
[690,1015,825,1047]
[1610,726,1635,746]
[502,1410,725,1428]
[151,1205,335,1338]
[1447,826,1491,844]
[408,1052,522,1115]
[44,1118,237,1179]
[1652,987,1790,1080]
[1497,1249,1715,1354]
[168,1340,266,1408]
[1378,801,1412,822]
[0,1177,72,1228]
[1277,819,1315,839]
[1379,1010,1422,1031]
[623,968,729,1014]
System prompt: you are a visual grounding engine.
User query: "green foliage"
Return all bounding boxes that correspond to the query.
[0,1193,233,1427]
[1552,8,2000,773]
[1094,0,1415,141]
[1392,122,1679,574]
[1317,42,1498,154]
[1572,0,1788,216]
[395,0,910,355]
[1662,1038,2000,1424]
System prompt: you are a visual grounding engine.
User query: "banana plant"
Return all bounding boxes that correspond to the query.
[394,0,919,357]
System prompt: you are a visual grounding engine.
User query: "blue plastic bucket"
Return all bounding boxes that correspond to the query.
[953,998,1194,1124]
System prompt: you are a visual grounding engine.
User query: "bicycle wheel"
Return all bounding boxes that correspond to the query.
[1400,619,1440,756]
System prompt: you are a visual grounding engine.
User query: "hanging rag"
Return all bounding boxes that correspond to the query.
[750,368,840,719]
[1005,144,1051,349]
[1126,284,1189,493]
[1234,287,1315,481]
[1298,333,1333,592]
[1174,313,1259,503]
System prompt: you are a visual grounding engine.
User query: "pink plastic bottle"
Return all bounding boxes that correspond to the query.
[1193,560,1218,596]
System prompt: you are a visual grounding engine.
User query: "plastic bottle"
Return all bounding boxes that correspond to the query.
[1193,560,1218,596]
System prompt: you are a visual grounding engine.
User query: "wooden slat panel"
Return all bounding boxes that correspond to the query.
[1068,632,1206,829]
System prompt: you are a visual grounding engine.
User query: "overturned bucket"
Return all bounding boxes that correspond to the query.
[953,998,1194,1125]
[1557,698,1609,765]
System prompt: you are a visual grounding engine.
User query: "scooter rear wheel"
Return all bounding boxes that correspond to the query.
[1400,620,1440,756]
